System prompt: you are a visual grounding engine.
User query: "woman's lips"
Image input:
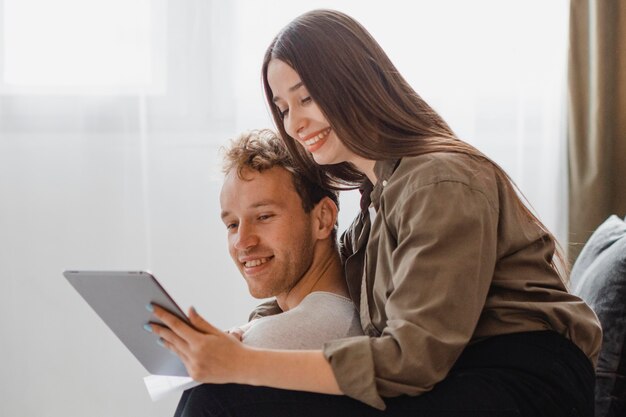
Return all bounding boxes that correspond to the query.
[301,127,331,152]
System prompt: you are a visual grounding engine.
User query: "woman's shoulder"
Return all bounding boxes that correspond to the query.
[390,151,498,194]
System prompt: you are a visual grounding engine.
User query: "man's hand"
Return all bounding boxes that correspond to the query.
[147,304,249,384]
[226,327,245,341]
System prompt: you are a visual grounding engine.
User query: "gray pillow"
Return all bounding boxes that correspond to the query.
[571,215,626,417]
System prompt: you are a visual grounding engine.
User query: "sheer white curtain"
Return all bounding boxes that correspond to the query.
[1,2,246,416]
[0,1,569,417]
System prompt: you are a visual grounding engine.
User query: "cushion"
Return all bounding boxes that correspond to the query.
[571,215,626,417]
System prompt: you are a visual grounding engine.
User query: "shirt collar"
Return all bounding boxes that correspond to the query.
[359,158,401,211]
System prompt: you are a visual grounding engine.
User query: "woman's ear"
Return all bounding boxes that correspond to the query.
[312,197,338,241]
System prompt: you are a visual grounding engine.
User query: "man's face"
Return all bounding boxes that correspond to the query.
[219,166,316,299]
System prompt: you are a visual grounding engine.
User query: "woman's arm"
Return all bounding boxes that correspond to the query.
[245,347,341,394]
[148,305,342,395]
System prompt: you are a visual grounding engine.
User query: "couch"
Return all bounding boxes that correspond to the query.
[570,215,626,417]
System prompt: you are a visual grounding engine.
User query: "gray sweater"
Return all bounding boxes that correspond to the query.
[241,292,363,350]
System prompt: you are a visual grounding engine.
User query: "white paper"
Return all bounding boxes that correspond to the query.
[143,375,201,401]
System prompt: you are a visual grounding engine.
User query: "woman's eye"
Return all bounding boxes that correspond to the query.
[279,108,289,119]
[301,96,312,104]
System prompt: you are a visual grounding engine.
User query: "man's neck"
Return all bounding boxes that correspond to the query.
[275,244,347,311]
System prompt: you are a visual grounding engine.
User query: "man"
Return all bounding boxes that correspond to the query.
[145,129,362,411]
[148,129,361,353]
[218,129,362,349]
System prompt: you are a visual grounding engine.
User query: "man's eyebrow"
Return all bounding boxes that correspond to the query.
[250,200,281,209]
[220,201,281,219]
[272,81,304,103]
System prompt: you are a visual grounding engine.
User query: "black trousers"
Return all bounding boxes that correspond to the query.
[173,331,595,417]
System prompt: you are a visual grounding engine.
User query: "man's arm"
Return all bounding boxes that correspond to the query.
[148,304,342,395]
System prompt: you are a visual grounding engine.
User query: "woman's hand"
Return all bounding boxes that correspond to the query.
[147,304,342,396]
[148,304,249,384]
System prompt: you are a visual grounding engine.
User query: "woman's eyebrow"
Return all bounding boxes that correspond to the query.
[272,81,304,103]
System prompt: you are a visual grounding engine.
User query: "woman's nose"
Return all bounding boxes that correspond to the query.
[286,108,306,138]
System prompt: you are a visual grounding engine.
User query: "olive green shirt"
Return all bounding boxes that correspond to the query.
[251,152,602,410]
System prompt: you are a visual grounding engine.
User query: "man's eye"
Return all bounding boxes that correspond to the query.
[258,214,273,221]
[226,223,237,230]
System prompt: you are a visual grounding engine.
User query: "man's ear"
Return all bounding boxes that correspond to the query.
[312,197,338,240]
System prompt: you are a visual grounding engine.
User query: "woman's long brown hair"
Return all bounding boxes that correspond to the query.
[261,9,568,276]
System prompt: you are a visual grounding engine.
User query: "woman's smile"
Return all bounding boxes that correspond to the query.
[300,127,332,152]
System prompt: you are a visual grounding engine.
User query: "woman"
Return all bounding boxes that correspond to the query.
[153,9,602,417]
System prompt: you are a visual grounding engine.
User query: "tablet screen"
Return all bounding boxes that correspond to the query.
[63,270,189,376]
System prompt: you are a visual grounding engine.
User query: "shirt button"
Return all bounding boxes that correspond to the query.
[382,180,388,187]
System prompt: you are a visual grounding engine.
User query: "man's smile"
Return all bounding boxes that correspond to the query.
[242,256,273,268]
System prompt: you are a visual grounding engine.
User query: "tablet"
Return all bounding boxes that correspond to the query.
[63,270,189,376]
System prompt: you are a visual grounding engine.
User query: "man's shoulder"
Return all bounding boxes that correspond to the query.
[299,291,354,308]
[291,292,362,335]
[242,292,363,349]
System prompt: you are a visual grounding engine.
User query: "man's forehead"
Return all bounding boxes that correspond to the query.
[223,166,295,191]
[220,166,299,213]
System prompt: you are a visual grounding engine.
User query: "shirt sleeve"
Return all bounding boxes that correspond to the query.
[324,179,500,409]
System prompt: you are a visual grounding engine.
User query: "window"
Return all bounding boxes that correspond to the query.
[0,0,166,95]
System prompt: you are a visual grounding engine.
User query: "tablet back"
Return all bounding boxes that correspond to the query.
[63,270,189,376]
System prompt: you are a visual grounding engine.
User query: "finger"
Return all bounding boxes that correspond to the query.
[229,328,244,341]
[157,335,189,362]
[151,304,198,341]
[188,306,221,335]
[149,322,189,353]
[228,332,243,342]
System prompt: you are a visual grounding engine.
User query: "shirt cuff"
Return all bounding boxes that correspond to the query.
[323,335,386,410]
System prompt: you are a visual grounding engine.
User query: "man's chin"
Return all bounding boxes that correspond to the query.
[245,280,278,300]
[249,289,277,299]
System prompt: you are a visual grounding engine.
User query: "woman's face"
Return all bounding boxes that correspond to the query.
[266,59,356,166]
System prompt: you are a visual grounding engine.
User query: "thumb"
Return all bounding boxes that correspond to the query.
[188,306,220,334]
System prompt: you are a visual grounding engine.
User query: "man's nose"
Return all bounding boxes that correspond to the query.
[234,223,259,250]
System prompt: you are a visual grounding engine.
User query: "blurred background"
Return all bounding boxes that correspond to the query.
[0,0,573,416]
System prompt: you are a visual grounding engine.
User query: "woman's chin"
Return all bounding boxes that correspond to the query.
[311,151,336,166]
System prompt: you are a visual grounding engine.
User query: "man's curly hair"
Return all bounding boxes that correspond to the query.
[222,129,339,215]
